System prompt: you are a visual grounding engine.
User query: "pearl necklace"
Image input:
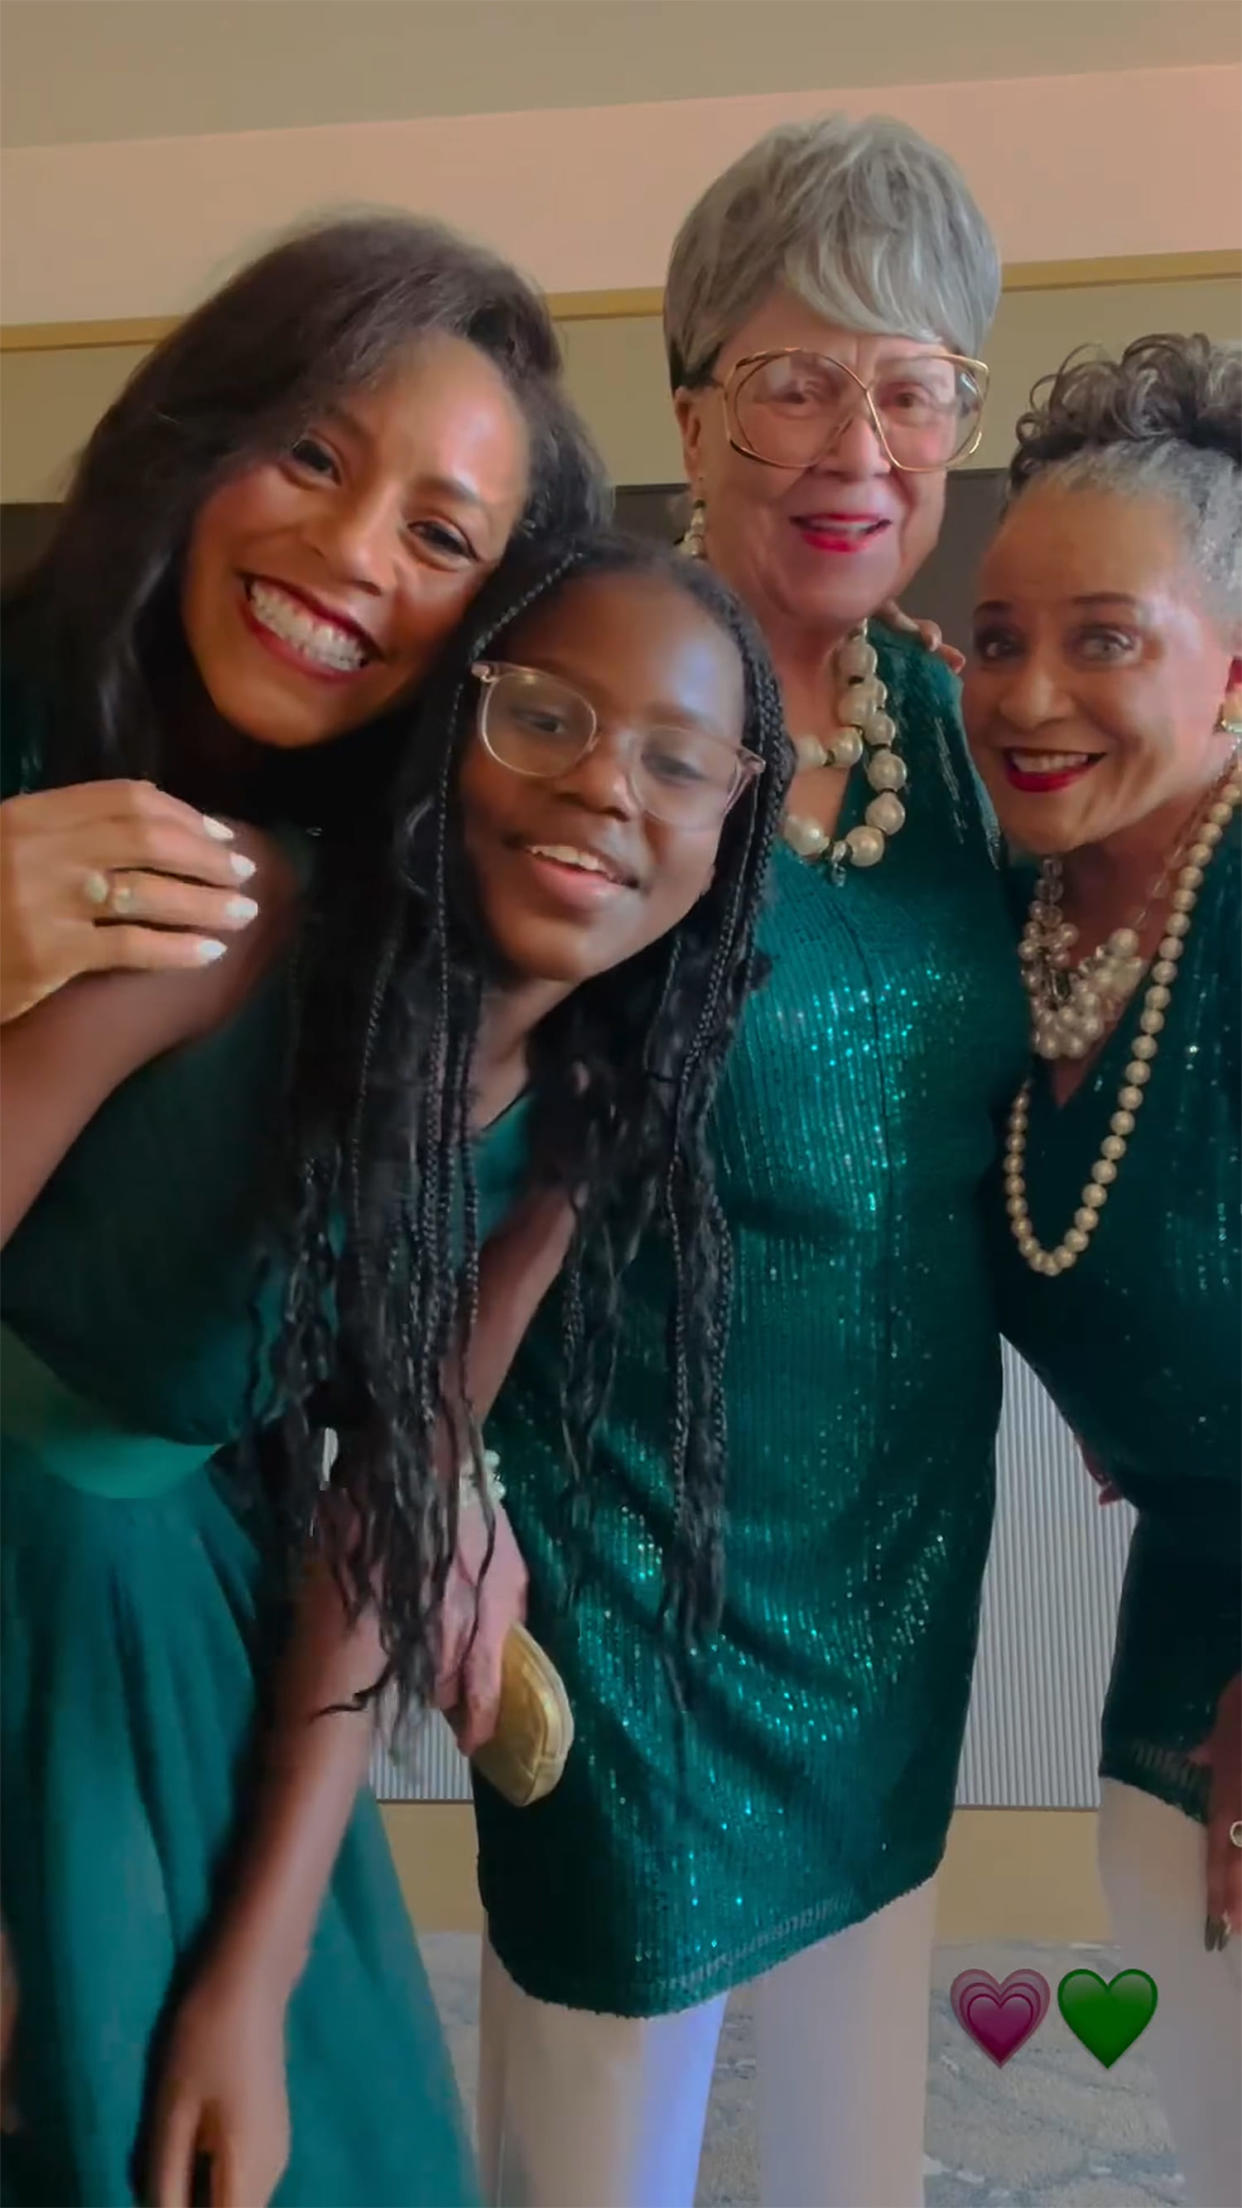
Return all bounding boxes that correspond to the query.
[1018,877,1148,1062]
[782,623,910,872]
[1006,758,1242,1276]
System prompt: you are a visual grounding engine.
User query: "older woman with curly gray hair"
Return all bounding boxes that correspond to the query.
[965,334,1241,2208]
[472,117,1026,2207]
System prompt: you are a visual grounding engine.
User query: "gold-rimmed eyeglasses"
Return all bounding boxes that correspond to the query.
[471,661,764,831]
[708,347,990,474]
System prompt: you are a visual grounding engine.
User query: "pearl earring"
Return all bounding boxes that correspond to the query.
[679,497,706,559]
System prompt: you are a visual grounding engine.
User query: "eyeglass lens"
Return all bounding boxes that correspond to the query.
[732,351,984,469]
[479,667,746,827]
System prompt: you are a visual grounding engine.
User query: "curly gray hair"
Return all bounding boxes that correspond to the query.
[664,113,1000,390]
[1008,335,1242,638]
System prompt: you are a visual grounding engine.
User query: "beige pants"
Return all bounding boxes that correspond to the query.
[478,1876,937,2208]
[1098,1778,1242,2208]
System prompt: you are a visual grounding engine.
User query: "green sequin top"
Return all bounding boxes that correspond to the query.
[475,628,1028,2016]
[992,820,1241,1824]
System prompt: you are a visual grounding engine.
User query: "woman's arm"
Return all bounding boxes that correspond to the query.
[1,829,296,1245]
[149,1184,575,2208]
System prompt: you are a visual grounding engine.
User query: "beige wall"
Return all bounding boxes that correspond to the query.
[4,66,1238,324]
[5,274,1239,505]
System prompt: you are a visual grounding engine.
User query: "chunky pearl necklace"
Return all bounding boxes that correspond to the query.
[1018,879,1148,1062]
[782,623,910,873]
[1006,757,1242,1276]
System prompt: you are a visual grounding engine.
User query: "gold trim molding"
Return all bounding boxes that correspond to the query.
[2,254,1237,354]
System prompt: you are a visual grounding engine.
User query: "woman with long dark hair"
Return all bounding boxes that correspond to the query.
[0,207,599,2208]
[0,210,597,1017]
[2,509,789,2208]
[0,209,790,2207]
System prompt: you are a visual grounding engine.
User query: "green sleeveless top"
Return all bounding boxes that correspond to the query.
[992,822,1241,1822]
[476,629,1028,2015]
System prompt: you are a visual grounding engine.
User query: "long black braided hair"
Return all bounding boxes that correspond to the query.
[269,532,792,1706]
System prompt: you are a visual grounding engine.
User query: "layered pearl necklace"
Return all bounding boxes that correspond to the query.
[782,622,910,873]
[1006,753,1242,1276]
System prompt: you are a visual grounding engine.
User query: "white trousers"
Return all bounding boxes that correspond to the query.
[478,1876,937,2208]
[1098,1778,1242,2208]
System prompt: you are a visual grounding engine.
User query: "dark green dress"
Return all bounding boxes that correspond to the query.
[475,629,1028,2015]
[991,820,1241,1821]
[1,921,524,2202]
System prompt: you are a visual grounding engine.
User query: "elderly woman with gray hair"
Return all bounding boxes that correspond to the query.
[472,116,1026,2206]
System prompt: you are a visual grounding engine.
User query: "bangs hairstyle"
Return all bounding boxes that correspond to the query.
[271,532,793,1706]
[665,113,999,390]
[5,212,607,788]
[1007,334,1242,640]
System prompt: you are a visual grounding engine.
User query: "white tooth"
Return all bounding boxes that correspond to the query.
[530,845,609,874]
[1012,750,1090,773]
[247,581,366,669]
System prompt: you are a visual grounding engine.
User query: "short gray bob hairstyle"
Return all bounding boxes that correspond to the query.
[664,113,1000,390]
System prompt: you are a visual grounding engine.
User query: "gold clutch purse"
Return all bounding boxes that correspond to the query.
[471,1623,574,1809]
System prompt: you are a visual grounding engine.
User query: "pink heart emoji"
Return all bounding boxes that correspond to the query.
[950,1968,1051,2066]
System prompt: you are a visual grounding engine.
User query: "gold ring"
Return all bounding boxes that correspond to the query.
[110,883,136,917]
[82,869,110,908]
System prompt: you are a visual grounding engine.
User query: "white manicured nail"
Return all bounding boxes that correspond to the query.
[224,896,259,923]
[201,815,235,842]
[196,938,228,962]
[229,852,257,881]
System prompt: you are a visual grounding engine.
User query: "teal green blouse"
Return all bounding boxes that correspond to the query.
[475,628,1028,2016]
[992,821,1241,1822]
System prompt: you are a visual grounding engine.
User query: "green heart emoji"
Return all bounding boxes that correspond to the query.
[1057,1968,1158,2067]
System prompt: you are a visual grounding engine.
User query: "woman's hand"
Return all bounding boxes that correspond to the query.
[1189,1672,1242,1947]
[147,1951,291,2208]
[437,1495,528,1754]
[877,600,966,677]
[1078,1439,1122,1505]
[1,823,300,1246]
[0,780,262,1026]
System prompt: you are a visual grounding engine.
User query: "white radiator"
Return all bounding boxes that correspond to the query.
[370,1347,1133,1808]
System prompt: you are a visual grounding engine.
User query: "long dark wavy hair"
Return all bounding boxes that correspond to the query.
[271,534,792,1705]
[2,211,607,796]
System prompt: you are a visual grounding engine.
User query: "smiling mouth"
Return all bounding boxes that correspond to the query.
[1002,749,1104,794]
[793,514,890,551]
[518,841,637,894]
[242,577,379,675]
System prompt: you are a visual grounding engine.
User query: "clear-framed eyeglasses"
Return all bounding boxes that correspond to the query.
[711,347,990,474]
[470,661,764,831]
